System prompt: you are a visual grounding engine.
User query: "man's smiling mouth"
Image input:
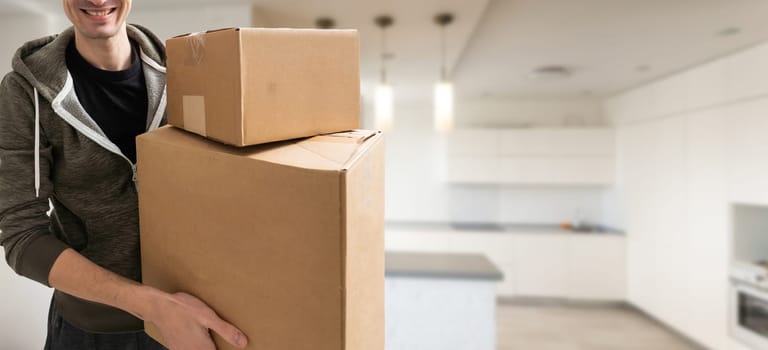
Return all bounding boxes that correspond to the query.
[81,8,117,17]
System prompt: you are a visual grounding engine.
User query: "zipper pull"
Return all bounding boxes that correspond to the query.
[132,164,138,182]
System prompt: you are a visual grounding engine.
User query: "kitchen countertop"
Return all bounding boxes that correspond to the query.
[385,252,503,281]
[385,221,624,235]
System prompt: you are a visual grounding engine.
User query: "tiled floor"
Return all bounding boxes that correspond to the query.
[497,301,703,350]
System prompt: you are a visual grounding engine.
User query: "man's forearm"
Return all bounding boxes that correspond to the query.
[47,248,248,349]
[48,248,163,320]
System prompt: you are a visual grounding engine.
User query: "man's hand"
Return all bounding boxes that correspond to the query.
[145,292,248,350]
[49,249,248,350]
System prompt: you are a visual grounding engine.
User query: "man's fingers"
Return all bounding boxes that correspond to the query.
[207,317,249,349]
[173,293,248,348]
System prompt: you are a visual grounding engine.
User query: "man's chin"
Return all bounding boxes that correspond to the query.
[77,25,123,41]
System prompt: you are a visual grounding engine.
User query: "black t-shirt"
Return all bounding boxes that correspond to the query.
[65,40,148,163]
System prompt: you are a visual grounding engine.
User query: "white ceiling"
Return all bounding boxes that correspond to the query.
[454,0,768,98]
[6,0,768,99]
[250,0,490,102]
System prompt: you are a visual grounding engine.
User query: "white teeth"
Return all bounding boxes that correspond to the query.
[85,9,113,16]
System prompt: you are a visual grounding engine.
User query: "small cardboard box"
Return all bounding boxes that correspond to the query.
[166,28,361,146]
[137,126,384,350]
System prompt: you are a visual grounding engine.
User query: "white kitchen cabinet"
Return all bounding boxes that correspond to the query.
[447,128,614,185]
[499,129,614,156]
[499,156,614,185]
[566,235,627,300]
[385,228,626,300]
[605,40,768,350]
[446,157,498,183]
[448,129,499,156]
[727,99,768,205]
[512,234,569,298]
[512,233,626,300]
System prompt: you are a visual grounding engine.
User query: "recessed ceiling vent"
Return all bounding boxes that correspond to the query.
[526,65,572,81]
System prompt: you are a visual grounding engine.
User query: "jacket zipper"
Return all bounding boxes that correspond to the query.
[52,73,167,184]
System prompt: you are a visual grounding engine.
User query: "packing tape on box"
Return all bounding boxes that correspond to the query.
[183,95,207,136]
[181,32,206,135]
[184,32,206,66]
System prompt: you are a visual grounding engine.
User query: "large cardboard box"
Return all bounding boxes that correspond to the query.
[166,28,361,146]
[136,126,384,350]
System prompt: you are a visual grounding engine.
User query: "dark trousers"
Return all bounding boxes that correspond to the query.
[44,299,167,350]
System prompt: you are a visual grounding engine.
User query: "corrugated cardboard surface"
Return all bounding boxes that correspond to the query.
[166,28,361,147]
[166,29,242,143]
[137,126,383,350]
[342,133,386,349]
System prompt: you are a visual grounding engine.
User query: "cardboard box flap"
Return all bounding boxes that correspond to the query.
[139,127,380,172]
[315,130,378,143]
[295,130,381,170]
[172,27,238,38]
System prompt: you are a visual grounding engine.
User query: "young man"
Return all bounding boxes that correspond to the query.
[0,1,248,349]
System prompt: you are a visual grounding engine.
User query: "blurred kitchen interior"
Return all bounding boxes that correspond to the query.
[2,0,768,349]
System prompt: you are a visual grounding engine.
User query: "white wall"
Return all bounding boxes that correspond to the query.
[0,14,56,74]
[606,41,768,350]
[456,96,607,128]
[129,3,253,42]
[0,13,59,350]
[363,96,614,225]
[0,264,51,349]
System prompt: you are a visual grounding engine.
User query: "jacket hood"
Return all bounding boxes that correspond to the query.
[7,24,168,200]
[11,24,166,103]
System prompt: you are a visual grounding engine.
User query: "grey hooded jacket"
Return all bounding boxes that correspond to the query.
[0,24,166,333]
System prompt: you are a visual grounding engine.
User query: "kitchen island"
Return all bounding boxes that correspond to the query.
[385,252,502,350]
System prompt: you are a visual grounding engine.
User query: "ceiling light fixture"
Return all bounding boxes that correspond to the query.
[717,27,741,37]
[635,64,651,73]
[434,12,455,133]
[527,65,572,81]
[374,15,394,131]
[315,17,336,29]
